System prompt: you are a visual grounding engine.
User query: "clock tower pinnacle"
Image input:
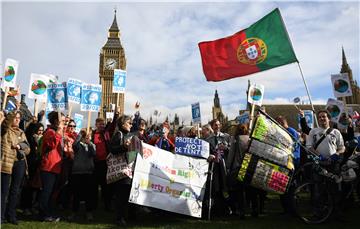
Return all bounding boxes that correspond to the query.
[99,10,127,118]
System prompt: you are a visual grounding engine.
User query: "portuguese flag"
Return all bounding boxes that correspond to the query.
[198,8,298,82]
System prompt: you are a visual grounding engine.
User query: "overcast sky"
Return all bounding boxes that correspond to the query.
[1,0,359,125]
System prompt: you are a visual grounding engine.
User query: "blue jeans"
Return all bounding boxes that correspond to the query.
[1,160,26,221]
[38,171,58,219]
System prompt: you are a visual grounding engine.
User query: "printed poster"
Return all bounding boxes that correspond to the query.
[2,58,19,88]
[113,69,126,93]
[191,102,201,124]
[47,82,68,111]
[247,84,264,106]
[28,73,55,101]
[67,78,82,104]
[74,113,83,133]
[331,73,352,98]
[80,83,102,112]
[326,98,345,123]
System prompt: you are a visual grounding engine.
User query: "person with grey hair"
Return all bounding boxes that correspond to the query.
[110,115,133,226]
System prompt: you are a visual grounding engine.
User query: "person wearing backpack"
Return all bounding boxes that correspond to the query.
[38,111,65,222]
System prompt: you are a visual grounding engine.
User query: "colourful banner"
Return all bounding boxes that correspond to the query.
[47,82,68,111]
[129,143,209,218]
[67,78,82,104]
[175,137,209,159]
[80,83,102,112]
[2,58,19,88]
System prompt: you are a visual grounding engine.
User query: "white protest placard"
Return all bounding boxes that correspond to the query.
[248,84,264,106]
[175,137,209,159]
[67,78,82,104]
[129,143,209,218]
[106,112,114,121]
[331,73,352,98]
[1,58,19,88]
[326,98,345,123]
[74,113,83,133]
[80,83,102,112]
[191,102,201,124]
[47,82,68,111]
[113,69,126,93]
[28,73,54,101]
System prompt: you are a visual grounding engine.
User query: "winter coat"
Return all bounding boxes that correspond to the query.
[1,126,30,174]
[71,135,96,175]
[40,127,63,174]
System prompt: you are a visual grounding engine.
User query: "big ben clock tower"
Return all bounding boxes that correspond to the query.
[99,10,126,118]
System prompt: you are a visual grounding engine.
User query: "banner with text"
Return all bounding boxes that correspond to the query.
[175,137,209,159]
[129,143,209,218]
[80,83,102,112]
[67,78,83,104]
[113,69,126,93]
[1,58,19,88]
[47,82,68,111]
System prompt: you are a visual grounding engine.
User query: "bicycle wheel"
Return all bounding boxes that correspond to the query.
[291,181,334,224]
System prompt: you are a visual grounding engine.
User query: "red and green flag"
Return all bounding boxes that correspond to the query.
[198,8,298,82]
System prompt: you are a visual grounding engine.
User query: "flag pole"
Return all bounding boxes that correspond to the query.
[248,103,256,132]
[297,63,318,127]
[34,99,39,118]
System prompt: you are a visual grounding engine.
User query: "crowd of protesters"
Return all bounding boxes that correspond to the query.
[1,98,360,226]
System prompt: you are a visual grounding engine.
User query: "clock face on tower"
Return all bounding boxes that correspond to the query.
[105,58,117,70]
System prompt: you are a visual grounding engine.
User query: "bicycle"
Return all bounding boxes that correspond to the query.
[290,148,359,224]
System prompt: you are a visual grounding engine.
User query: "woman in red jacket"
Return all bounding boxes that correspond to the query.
[38,111,65,222]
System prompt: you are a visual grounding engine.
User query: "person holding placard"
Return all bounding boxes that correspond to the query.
[109,115,133,226]
[38,111,65,222]
[1,111,30,225]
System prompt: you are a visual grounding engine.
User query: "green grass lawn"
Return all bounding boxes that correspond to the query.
[1,196,359,229]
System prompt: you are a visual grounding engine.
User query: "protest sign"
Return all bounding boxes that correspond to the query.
[175,137,209,159]
[191,103,201,124]
[331,73,352,98]
[248,84,264,106]
[67,78,82,104]
[74,113,83,133]
[47,82,68,111]
[113,69,126,93]
[1,58,19,88]
[238,112,294,194]
[326,98,344,123]
[236,111,250,124]
[80,84,102,112]
[129,143,208,218]
[297,110,314,129]
[28,73,54,101]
